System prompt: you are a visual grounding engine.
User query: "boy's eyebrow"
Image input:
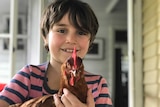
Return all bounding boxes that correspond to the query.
[54,23,68,27]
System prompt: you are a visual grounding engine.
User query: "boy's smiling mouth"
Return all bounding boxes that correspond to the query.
[61,48,78,53]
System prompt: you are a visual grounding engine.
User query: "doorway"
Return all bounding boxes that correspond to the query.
[114,30,128,107]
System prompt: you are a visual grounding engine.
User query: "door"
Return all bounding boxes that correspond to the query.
[0,0,28,82]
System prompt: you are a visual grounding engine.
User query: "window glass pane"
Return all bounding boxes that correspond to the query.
[14,0,28,74]
[0,0,10,33]
[18,0,28,35]
[0,38,10,83]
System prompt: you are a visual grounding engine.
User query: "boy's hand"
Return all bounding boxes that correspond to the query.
[53,88,95,107]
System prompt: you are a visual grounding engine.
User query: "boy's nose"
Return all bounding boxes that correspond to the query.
[66,35,77,44]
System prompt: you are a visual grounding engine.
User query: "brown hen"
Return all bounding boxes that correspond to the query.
[9,47,88,107]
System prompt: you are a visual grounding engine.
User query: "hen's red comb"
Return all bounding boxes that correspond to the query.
[72,47,77,69]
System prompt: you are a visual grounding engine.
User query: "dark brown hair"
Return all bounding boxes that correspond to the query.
[40,0,99,49]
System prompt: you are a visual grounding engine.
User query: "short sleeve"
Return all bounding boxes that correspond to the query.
[0,65,31,104]
[95,77,112,107]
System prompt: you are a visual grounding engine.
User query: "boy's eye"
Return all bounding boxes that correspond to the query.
[58,29,66,33]
[78,31,87,35]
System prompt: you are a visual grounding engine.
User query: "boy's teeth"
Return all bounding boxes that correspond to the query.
[65,49,73,52]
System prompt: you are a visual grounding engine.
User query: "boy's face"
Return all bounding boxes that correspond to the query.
[45,13,91,64]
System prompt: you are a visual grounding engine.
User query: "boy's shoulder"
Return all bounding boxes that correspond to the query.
[26,62,48,69]
[20,62,48,74]
[84,71,101,77]
[84,71,104,81]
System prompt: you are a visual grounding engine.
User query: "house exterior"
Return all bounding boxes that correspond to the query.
[129,0,160,107]
[142,0,160,107]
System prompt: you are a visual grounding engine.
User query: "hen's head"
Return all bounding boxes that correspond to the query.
[63,47,84,86]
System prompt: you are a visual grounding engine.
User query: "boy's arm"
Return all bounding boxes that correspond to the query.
[95,77,112,107]
[0,99,10,107]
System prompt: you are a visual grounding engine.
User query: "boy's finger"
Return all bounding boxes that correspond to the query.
[53,94,64,107]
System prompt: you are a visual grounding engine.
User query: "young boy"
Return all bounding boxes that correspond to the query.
[0,0,112,106]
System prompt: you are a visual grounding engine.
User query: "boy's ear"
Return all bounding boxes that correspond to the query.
[43,35,49,52]
[43,38,48,44]
[44,42,49,52]
[42,34,49,44]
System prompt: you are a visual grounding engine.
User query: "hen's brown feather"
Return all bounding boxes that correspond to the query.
[9,95,54,107]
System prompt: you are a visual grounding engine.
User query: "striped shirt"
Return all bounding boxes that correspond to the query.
[0,62,112,107]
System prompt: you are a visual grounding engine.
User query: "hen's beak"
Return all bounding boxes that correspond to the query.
[72,70,77,77]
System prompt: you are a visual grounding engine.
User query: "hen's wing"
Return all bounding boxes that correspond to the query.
[9,95,55,107]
